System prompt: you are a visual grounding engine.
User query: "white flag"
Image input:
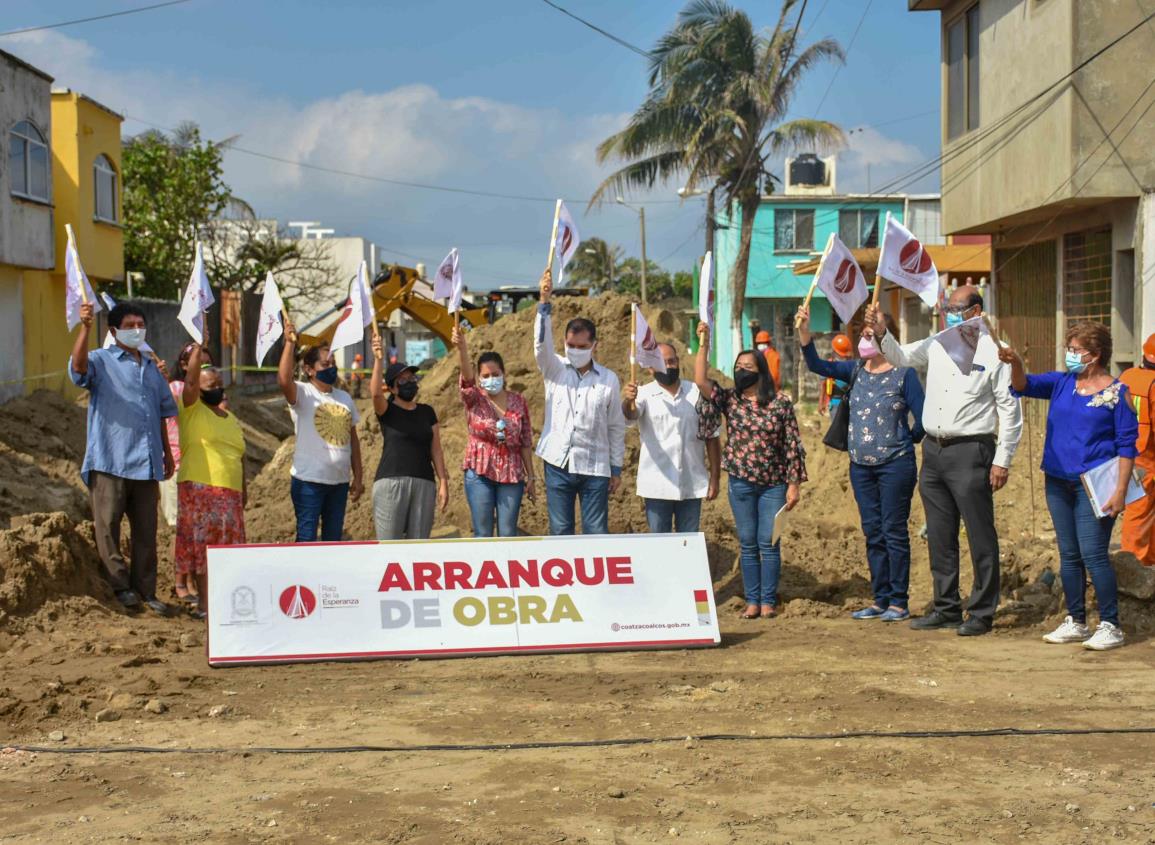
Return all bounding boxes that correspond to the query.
[554,201,581,288]
[255,272,285,365]
[178,242,216,343]
[934,315,988,375]
[813,233,869,324]
[698,250,714,337]
[448,256,465,314]
[877,212,940,308]
[65,234,101,330]
[631,304,666,372]
[330,264,372,353]
[433,248,459,301]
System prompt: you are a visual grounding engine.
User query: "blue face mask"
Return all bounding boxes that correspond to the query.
[1065,351,1089,374]
[945,312,965,329]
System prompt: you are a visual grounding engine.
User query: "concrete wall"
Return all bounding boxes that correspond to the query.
[0,266,26,403]
[0,51,53,271]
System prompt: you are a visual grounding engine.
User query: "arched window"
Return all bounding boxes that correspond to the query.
[94,154,118,223]
[9,120,49,202]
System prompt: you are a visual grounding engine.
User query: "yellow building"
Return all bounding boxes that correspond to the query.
[23,89,124,396]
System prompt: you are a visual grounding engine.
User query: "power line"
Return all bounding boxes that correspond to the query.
[812,0,873,115]
[536,0,653,59]
[0,0,193,38]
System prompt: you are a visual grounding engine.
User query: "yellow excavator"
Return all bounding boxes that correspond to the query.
[298,263,491,349]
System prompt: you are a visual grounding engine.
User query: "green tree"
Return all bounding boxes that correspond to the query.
[565,236,624,293]
[122,122,233,298]
[592,0,845,350]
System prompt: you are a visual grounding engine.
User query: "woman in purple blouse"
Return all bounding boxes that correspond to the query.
[999,321,1138,651]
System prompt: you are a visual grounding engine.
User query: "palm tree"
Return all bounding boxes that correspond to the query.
[568,237,625,293]
[591,0,845,353]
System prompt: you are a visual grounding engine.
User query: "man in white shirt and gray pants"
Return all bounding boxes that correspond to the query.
[534,268,626,535]
[623,342,720,533]
[868,285,1022,636]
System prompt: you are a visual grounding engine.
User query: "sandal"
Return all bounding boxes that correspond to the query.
[173,586,198,605]
[740,604,760,619]
[760,605,777,619]
[189,607,207,620]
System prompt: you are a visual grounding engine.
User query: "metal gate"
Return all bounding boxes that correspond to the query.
[1062,227,1113,327]
[995,240,1057,372]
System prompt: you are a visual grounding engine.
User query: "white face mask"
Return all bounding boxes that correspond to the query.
[479,375,504,394]
[115,327,146,349]
[566,346,593,369]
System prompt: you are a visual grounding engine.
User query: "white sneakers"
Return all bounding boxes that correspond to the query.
[1083,621,1125,651]
[1042,617,1125,650]
[1043,616,1090,644]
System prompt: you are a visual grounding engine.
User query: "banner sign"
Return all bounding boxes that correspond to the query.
[206,533,720,666]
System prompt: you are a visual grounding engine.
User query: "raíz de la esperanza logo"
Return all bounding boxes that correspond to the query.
[833,259,858,294]
[899,237,933,275]
[279,585,317,619]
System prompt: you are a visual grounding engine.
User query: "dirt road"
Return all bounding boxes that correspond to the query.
[3,606,1155,844]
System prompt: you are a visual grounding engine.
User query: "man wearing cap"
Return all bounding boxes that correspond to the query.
[820,334,853,415]
[368,335,449,540]
[755,330,782,389]
[1120,333,1155,564]
[534,268,626,535]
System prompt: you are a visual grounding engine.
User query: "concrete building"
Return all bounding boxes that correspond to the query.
[0,50,54,401]
[910,0,1155,373]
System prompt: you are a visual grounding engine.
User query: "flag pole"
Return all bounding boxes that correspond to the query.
[65,224,89,305]
[630,303,637,385]
[871,275,883,307]
[981,315,1005,350]
[545,198,563,271]
[794,233,833,329]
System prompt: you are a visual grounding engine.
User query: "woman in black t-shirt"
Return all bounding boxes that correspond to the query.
[369,336,449,539]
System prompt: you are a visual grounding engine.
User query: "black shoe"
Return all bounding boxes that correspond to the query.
[143,598,169,616]
[115,590,141,608]
[910,610,963,630]
[957,617,992,637]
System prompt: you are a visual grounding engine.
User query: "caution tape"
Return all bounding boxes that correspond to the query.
[0,370,69,387]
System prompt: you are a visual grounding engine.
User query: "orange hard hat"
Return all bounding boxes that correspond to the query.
[755,330,771,344]
[1144,332,1155,363]
[832,334,852,357]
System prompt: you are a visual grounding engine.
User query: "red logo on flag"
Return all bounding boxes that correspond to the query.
[899,238,933,274]
[558,225,574,257]
[279,585,317,619]
[641,325,658,352]
[335,296,353,325]
[834,259,858,294]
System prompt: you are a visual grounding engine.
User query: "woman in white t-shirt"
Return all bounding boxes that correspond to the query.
[278,322,364,542]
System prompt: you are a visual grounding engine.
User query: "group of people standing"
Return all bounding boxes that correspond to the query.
[68,273,1154,651]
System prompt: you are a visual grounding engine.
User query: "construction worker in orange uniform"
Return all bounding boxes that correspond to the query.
[754,330,782,389]
[819,334,853,415]
[1119,333,1155,565]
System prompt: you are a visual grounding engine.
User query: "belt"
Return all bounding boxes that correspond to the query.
[925,433,995,448]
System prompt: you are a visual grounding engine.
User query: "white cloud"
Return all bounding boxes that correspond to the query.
[837,126,933,194]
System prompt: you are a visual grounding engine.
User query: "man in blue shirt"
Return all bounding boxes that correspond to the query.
[71,302,177,613]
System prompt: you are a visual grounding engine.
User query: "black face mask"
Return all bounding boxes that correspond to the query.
[314,365,339,385]
[734,369,760,393]
[1144,359,1155,370]
[201,387,226,407]
[395,381,419,401]
[654,367,679,387]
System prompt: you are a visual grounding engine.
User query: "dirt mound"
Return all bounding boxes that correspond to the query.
[0,513,112,623]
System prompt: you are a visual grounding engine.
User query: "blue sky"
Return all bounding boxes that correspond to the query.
[2,1,943,288]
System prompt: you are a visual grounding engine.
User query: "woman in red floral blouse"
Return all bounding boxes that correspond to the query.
[452,325,536,537]
[695,322,807,619]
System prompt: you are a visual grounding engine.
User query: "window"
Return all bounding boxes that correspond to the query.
[946,4,981,140]
[94,154,118,222]
[838,209,879,249]
[774,208,814,251]
[9,120,49,201]
[1063,228,1112,327]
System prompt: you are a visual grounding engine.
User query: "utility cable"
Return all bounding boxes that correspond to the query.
[812,0,872,115]
[536,0,652,59]
[0,0,193,38]
[8,725,1155,756]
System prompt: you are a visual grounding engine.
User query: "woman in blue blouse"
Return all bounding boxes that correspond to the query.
[999,321,1138,651]
[797,306,925,622]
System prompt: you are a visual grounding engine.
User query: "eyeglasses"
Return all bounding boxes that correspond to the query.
[1065,347,1090,357]
[943,304,974,315]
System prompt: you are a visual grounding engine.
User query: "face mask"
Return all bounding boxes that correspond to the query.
[479,375,504,394]
[1143,358,1155,370]
[115,327,146,349]
[858,337,879,359]
[314,365,339,385]
[654,367,679,387]
[734,369,760,393]
[756,343,768,352]
[1065,351,1089,374]
[945,311,968,329]
[566,346,593,369]
[396,381,419,401]
[201,387,225,407]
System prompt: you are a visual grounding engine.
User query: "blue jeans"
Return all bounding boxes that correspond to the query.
[848,452,918,609]
[464,469,525,537]
[1044,474,1120,626]
[543,462,610,535]
[290,477,350,543]
[644,498,702,534]
[727,477,787,605]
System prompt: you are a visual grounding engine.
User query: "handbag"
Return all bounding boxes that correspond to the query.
[822,363,864,452]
